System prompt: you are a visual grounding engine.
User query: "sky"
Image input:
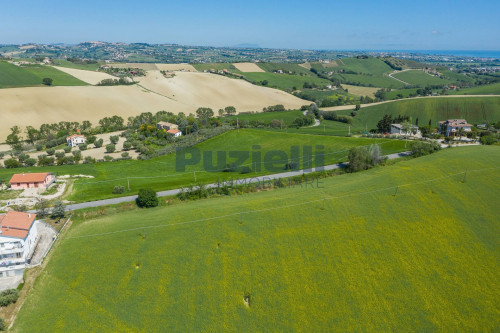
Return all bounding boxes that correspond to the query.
[1,0,499,50]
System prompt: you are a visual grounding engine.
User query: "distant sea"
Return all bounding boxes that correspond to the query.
[379,50,500,59]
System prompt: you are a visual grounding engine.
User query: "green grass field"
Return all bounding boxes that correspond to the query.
[225,110,304,125]
[336,97,500,131]
[0,61,87,88]
[448,82,500,95]
[51,59,102,71]
[13,146,500,332]
[257,63,314,76]
[192,63,239,72]
[0,130,407,203]
[241,72,331,91]
[341,73,406,89]
[392,70,452,86]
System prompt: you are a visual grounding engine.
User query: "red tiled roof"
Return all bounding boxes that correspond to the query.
[0,211,36,239]
[66,134,85,140]
[167,129,180,134]
[9,172,50,184]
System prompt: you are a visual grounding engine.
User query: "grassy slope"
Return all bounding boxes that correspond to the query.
[0,130,407,203]
[0,61,87,87]
[257,63,314,76]
[242,72,331,90]
[192,63,239,72]
[50,59,102,71]
[14,146,500,332]
[337,97,500,131]
[449,82,500,95]
[393,70,451,86]
[225,110,304,125]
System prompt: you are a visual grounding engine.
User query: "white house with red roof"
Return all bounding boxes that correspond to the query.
[167,128,182,137]
[0,211,39,278]
[66,134,86,147]
[9,172,55,190]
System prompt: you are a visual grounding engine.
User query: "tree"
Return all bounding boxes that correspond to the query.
[94,138,104,148]
[24,158,37,166]
[51,201,66,220]
[136,188,159,208]
[110,135,119,144]
[457,127,465,142]
[105,144,115,153]
[79,143,88,151]
[218,109,225,118]
[4,158,20,168]
[72,150,82,164]
[42,77,53,86]
[196,107,214,126]
[354,104,361,111]
[25,126,40,144]
[36,199,50,218]
[6,126,22,149]
[224,106,236,116]
[376,114,392,133]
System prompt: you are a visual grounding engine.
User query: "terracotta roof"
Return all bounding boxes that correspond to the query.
[67,134,85,140]
[167,129,180,134]
[9,172,50,184]
[0,211,36,239]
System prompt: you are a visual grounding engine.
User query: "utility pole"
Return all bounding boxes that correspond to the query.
[348,125,351,136]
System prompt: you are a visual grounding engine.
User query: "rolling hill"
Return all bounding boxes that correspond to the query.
[12,146,500,332]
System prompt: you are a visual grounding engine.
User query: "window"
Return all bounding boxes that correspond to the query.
[16,252,22,259]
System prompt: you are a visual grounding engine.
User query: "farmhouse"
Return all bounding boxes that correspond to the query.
[390,123,421,136]
[167,129,182,137]
[9,172,55,190]
[157,121,178,131]
[439,119,472,136]
[0,211,38,278]
[66,134,86,147]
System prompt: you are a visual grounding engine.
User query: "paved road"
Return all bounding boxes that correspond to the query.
[59,151,411,212]
[303,110,320,127]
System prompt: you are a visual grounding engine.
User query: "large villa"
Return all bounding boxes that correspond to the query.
[0,211,39,279]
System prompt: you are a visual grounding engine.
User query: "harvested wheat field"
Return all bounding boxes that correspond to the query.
[52,66,116,85]
[0,85,181,141]
[155,63,197,72]
[232,62,265,72]
[341,84,379,98]
[0,71,306,141]
[298,62,311,69]
[136,70,306,111]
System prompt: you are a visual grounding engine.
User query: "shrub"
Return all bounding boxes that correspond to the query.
[25,158,37,167]
[83,156,96,164]
[480,135,497,145]
[113,185,125,194]
[409,141,441,157]
[79,144,88,151]
[105,144,115,153]
[110,135,119,144]
[121,152,129,158]
[0,318,5,331]
[136,188,159,208]
[4,158,20,168]
[55,151,65,158]
[35,143,44,151]
[63,145,72,153]
[123,140,132,150]
[104,155,113,161]
[94,138,104,148]
[42,77,53,86]
[46,148,55,156]
[0,288,19,307]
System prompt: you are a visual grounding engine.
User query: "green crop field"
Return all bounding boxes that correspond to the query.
[51,59,102,71]
[225,110,304,124]
[336,97,500,131]
[0,130,406,203]
[392,70,452,86]
[0,61,87,88]
[13,146,500,332]
[448,82,500,95]
[192,63,239,72]
[241,72,331,91]
[257,63,314,76]
[340,73,406,89]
